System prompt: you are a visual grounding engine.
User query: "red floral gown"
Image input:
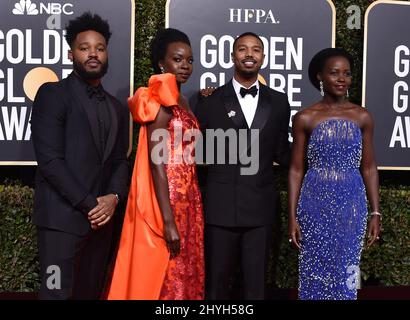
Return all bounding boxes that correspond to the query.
[159,105,205,300]
[107,73,204,300]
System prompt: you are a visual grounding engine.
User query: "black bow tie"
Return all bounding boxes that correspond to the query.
[87,85,106,101]
[239,85,258,98]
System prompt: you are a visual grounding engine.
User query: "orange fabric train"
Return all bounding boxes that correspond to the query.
[107,73,179,299]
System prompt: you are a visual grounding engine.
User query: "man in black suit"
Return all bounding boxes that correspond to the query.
[31,12,129,299]
[195,32,290,299]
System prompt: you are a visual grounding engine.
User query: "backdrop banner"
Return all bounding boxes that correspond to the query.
[167,0,335,141]
[0,0,134,164]
[363,1,410,170]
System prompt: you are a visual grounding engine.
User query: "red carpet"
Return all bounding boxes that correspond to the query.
[0,286,409,300]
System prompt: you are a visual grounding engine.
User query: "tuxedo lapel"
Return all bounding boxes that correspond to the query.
[250,83,272,132]
[238,83,273,158]
[67,74,102,159]
[102,95,118,163]
[222,81,248,129]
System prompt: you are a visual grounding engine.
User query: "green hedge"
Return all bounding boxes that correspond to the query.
[274,186,410,288]
[1,180,409,292]
[361,188,410,285]
[0,183,39,292]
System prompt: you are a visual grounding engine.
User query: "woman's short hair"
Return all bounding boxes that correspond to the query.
[308,48,354,90]
[150,28,191,74]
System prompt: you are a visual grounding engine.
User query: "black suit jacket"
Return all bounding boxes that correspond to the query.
[31,73,129,236]
[195,80,290,227]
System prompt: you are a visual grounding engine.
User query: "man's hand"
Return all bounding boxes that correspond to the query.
[88,194,118,230]
[200,87,216,97]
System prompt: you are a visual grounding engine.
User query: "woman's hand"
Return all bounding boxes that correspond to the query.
[288,218,302,250]
[164,220,181,259]
[366,215,381,248]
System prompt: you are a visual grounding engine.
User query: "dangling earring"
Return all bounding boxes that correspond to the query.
[320,81,324,97]
[160,66,165,74]
[346,89,349,98]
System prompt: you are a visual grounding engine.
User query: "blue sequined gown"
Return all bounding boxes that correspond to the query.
[297,119,368,300]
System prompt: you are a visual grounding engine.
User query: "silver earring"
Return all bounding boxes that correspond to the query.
[160,66,165,74]
[320,81,324,97]
[346,89,349,98]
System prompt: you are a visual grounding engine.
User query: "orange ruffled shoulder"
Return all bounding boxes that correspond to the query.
[106,73,179,300]
[128,73,179,124]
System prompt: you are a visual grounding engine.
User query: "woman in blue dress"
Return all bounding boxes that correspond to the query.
[288,48,381,300]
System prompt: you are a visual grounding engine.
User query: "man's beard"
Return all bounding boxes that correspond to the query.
[236,61,259,79]
[238,68,258,79]
[73,59,109,81]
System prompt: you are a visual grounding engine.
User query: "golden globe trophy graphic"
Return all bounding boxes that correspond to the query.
[23,67,59,101]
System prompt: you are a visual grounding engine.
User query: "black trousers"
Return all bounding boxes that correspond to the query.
[37,222,113,300]
[205,224,273,300]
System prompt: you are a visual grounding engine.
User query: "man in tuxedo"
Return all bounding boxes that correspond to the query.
[195,32,290,299]
[31,12,129,299]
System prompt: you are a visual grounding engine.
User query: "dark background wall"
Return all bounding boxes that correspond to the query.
[1,0,409,185]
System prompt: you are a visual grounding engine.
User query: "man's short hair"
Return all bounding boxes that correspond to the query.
[65,12,112,48]
[232,32,264,51]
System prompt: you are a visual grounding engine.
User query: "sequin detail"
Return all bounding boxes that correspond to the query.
[297,119,367,300]
[159,106,205,300]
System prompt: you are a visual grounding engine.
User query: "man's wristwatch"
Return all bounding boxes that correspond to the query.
[113,193,120,203]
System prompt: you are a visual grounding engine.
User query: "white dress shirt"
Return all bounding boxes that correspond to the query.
[232,77,259,128]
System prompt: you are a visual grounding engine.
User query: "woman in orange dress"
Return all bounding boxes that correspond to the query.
[107,28,204,299]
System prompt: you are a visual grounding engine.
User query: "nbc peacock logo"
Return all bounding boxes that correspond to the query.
[12,0,39,15]
[11,0,74,16]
